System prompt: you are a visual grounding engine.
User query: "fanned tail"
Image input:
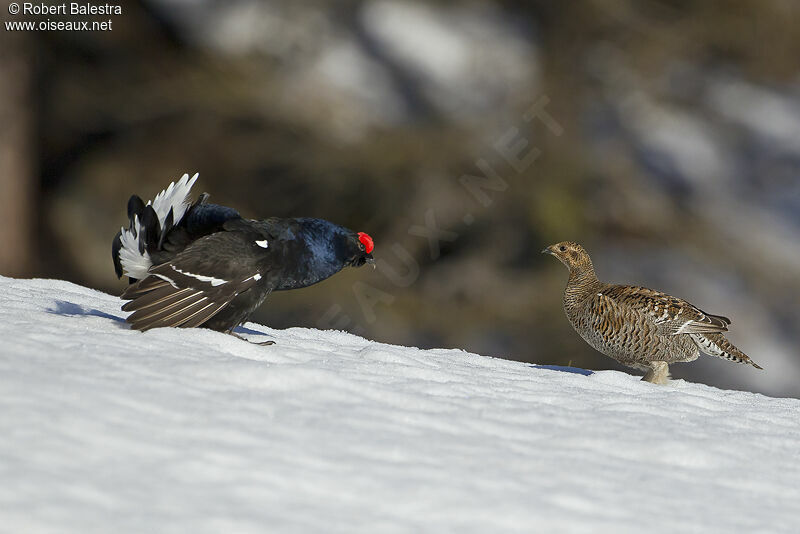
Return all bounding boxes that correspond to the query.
[690,333,763,370]
[113,173,198,281]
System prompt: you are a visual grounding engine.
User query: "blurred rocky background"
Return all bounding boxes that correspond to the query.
[1,0,798,396]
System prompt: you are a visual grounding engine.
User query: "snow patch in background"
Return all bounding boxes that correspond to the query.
[708,77,800,154]
[362,1,538,117]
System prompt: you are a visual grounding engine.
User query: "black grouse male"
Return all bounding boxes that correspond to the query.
[112,173,375,334]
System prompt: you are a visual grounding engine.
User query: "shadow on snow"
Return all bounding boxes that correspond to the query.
[531,364,593,376]
[48,300,127,326]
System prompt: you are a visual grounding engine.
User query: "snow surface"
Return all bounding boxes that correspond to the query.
[1,275,799,533]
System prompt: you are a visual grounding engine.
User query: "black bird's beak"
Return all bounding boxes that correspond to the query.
[365,256,376,269]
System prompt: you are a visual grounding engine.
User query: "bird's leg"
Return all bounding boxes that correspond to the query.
[642,361,670,384]
[227,330,275,346]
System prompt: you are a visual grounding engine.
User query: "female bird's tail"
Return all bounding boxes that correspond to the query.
[689,332,763,369]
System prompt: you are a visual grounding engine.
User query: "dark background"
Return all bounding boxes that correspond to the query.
[1,0,798,396]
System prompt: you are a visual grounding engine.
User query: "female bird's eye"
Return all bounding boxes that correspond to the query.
[559,245,567,252]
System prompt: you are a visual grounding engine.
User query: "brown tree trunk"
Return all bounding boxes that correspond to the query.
[0,7,35,277]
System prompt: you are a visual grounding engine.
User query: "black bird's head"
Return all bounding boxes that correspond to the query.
[295,218,375,273]
[347,231,375,268]
[268,219,376,291]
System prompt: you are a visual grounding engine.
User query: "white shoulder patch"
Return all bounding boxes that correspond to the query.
[255,240,269,249]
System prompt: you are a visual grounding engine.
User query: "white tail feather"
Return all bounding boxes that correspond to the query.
[118,173,199,279]
[119,216,151,279]
[149,173,199,227]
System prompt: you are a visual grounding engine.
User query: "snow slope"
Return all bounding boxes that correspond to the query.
[1,275,799,534]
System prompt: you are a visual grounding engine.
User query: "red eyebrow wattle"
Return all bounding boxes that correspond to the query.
[358,232,374,254]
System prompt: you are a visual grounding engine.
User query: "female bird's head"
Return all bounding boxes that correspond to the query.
[542,241,593,273]
[348,231,375,268]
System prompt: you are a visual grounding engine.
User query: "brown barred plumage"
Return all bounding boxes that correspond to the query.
[543,242,762,384]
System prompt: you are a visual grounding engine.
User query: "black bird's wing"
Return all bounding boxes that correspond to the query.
[121,223,275,331]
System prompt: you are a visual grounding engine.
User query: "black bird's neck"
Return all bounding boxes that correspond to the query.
[271,218,350,291]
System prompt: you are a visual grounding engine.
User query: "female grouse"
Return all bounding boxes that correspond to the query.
[543,241,761,384]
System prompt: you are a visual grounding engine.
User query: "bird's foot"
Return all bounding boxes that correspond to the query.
[642,361,670,384]
[228,331,275,345]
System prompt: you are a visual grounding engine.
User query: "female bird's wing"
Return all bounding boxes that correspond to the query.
[602,285,730,335]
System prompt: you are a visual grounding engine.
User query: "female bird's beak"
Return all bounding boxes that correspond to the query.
[542,247,554,255]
